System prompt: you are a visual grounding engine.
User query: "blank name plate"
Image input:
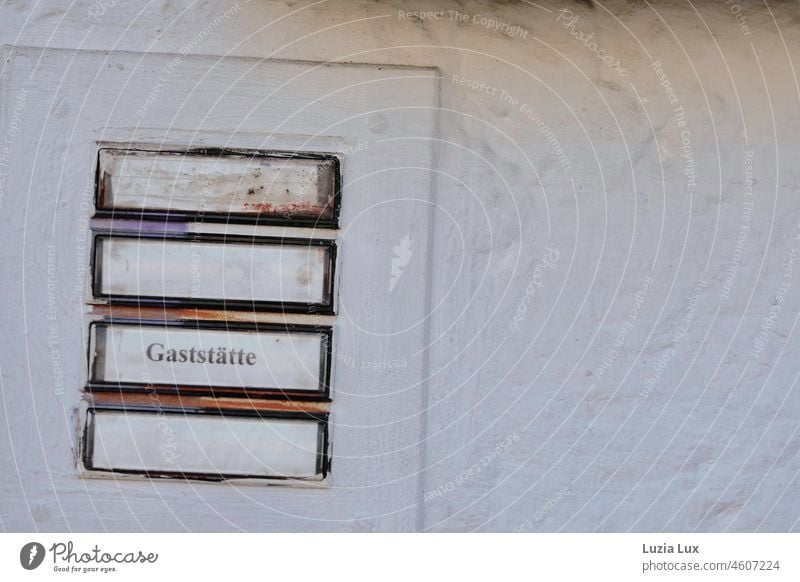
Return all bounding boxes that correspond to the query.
[92,234,335,312]
[96,148,340,226]
[84,409,327,480]
[89,321,330,395]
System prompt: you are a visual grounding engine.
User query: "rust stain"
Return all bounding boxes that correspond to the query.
[88,392,331,414]
[90,305,336,325]
[296,265,312,286]
[242,201,274,212]
[92,305,249,322]
[241,200,325,215]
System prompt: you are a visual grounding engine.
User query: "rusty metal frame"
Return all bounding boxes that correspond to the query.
[94,146,342,228]
[83,144,341,487]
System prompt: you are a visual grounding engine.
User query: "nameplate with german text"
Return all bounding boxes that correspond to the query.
[89,321,330,395]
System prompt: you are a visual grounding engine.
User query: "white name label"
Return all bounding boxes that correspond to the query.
[92,234,334,311]
[85,409,325,480]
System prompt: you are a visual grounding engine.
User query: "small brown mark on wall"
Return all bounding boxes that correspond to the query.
[297,265,313,286]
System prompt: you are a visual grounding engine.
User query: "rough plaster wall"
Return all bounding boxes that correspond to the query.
[2,0,800,531]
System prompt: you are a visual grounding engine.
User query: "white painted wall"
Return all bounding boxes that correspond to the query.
[1,0,799,532]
